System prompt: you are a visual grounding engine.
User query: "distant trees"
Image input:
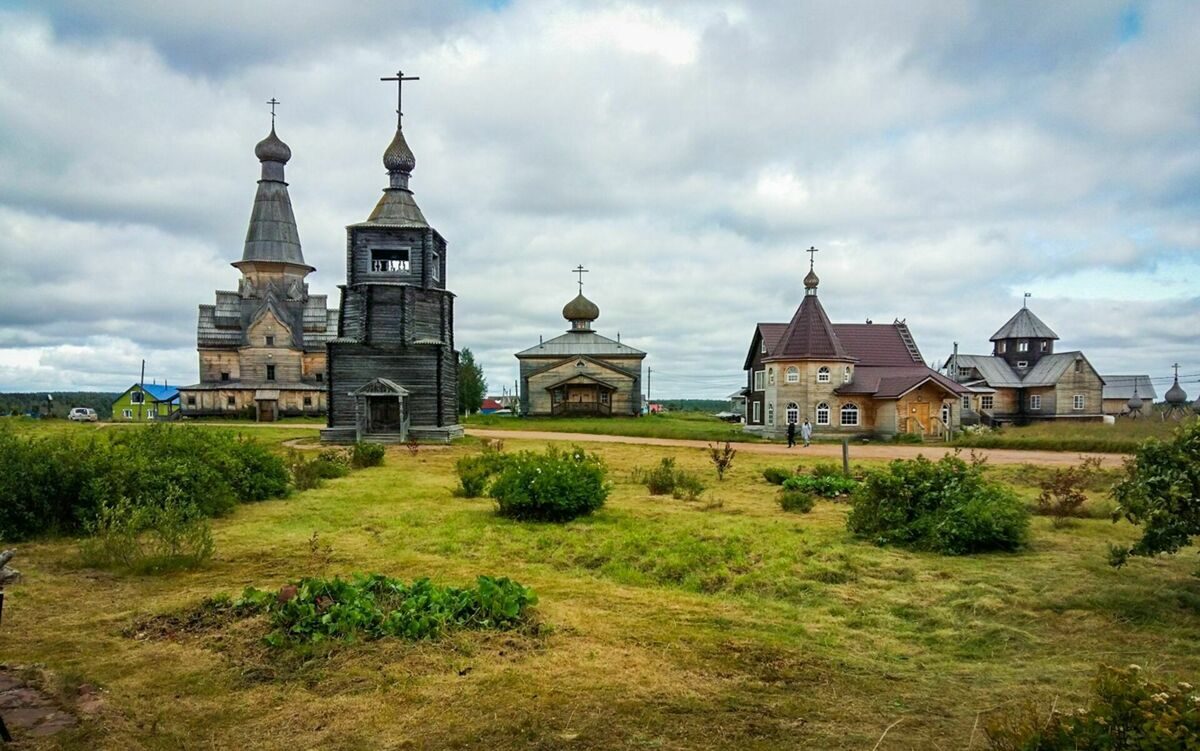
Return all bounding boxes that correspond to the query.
[1110,420,1200,566]
[458,348,486,415]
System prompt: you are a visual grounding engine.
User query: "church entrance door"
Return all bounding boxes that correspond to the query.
[910,402,930,434]
[257,400,277,422]
[368,397,403,433]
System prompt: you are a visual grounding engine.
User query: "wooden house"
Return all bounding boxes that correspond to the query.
[178,123,337,422]
[515,286,646,417]
[112,383,180,421]
[945,307,1106,424]
[744,263,967,439]
[320,90,461,443]
[1100,375,1156,415]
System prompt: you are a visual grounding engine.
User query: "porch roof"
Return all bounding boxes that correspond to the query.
[546,373,619,391]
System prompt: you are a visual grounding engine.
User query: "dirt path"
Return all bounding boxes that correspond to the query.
[466,428,1127,467]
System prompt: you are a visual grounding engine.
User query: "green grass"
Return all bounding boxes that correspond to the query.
[5,426,1200,749]
[467,411,761,442]
[953,417,1194,453]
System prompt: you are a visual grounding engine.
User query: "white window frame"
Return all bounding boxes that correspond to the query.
[942,404,951,425]
[815,402,830,426]
[785,366,799,383]
[1018,340,1029,352]
[843,366,852,383]
[817,366,831,383]
[1029,394,1042,410]
[1073,394,1085,411]
[981,395,994,411]
[997,342,1006,353]
[1040,341,1049,351]
[840,402,860,427]
[753,370,765,391]
[431,251,440,281]
[122,408,132,419]
[752,401,761,423]
[1017,361,1029,369]
[962,395,970,411]
[130,391,144,404]
[760,340,765,354]
[767,403,775,425]
[786,402,799,424]
[370,247,411,273]
[768,367,775,386]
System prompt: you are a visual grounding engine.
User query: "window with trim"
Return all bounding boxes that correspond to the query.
[1041,341,1048,351]
[220,372,230,382]
[1073,394,1085,410]
[785,366,799,383]
[187,395,196,406]
[752,402,761,423]
[962,395,970,410]
[227,396,236,406]
[130,391,144,404]
[266,365,276,381]
[431,251,440,281]
[981,395,994,410]
[370,248,410,273]
[768,367,775,386]
[754,370,765,391]
[997,342,1006,353]
[760,340,765,354]
[1074,360,1082,373]
[600,392,610,405]
[817,366,830,383]
[304,397,313,407]
[958,367,972,377]
[815,402,830,426]
[1017,361,1029,369]
[148,408,157,419]
[1029,394,1041,410]
[122,409,132,419]
[265,335,275,346]
[315,372,323,382]
[840,402,859,426]
[786,402,799,424]
[767,403,775,425]
[942,404,951,425]
[844,366,852,383]
[1018,340,1029,352]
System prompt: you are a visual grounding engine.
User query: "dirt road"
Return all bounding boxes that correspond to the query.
[465,428,1127,467]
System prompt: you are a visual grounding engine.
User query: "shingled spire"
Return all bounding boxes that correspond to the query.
[237,105,311,271]
[366,70,428,227]
[766,249,853,361]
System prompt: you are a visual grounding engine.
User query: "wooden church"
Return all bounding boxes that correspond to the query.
[320,73,462,443]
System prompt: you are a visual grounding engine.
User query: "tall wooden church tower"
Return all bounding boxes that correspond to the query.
[322,72,462,443]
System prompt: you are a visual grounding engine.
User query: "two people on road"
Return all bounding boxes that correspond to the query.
[787,418,813,448]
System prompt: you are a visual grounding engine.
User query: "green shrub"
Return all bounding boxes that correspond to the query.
[783,471,859,499]
[672,471,707,501]
[454,446,510,498]
[490,445,609,522]
[234,573,537,646]
[79,490,215,574]
[762,467,792,485]
[228,438,292,501]
[350,441,386,469]
[644,457,680,495]
[1034,457,1101,527]
[847,454,1029,554]
[779,488,815,513]
[984,664,1200,750]
[891,432,923,444]
[289,449,352,491]
[1110,421,1200,567]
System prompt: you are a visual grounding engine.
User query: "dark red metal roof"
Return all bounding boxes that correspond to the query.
[833,324,921,366]
[766,295,852,362]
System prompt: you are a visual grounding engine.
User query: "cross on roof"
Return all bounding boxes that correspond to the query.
[806,246,819,270]
[573,264,589,293]
[1173,362,1181,378]
[266,97,280,127]
[1024,291,1032,308]
[380,70,420,128]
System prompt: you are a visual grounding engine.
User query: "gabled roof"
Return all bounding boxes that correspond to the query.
[990,308,1059,342]
[832,323,923,366]
[516,331,646,358]
[1021,351,1102,387]
[950,354,1024,387]
[351,377,409,396]
[545,373,620,391]
[765,294,853,362]
[1101,375,1157,401]
[950,352,1102,388]
[116,383,179,404]
[525,353,639,380]
[836,367,967,399]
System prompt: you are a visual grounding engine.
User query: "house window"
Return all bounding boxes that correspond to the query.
[122,409,132,419]
[315,372,324,382]
[1040,341,1048,352]
[1073,394,1085,411]
[786,402,799,424]
[431,251,440,281]
[187,395,196,406]
[840,403,860,427]
[958,367,972,377]
[1017,361,1029,369]
[768,367,775,386]
[371,248,410,273]
[767,403,775,425]
[266,365,276,381]
[265,335,275,346]
[554,390,563,404]
[1018,340,1029,352]
[600,392,609,405]
[227,396,236,406]
[1074,360,1082,373]
[760,340,765,354]
[1029,395,1042,410]
[997,342,1006,353]
[817,366,831,383]
[962,395,970,411]
[843,366,852,383]
[981,395,994,411]
[942,404,951,425]
[130,391,144,404]
[148,407,158,420]
[304,396,313,407]
[752,402,761,423]
[221,372,230,382]
[754,370,765,391]
[785,366,799,383]
[815,402,830,426]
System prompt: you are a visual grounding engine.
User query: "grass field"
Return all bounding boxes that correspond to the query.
[953,417,1194,453]
[466,412,761,443]
[4,426,1200,749]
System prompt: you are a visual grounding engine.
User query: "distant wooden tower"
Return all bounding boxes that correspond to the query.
[321,72,461,443]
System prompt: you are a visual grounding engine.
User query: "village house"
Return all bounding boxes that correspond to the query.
[945,305,1106,424]
[178,115,337,421]
[112,382,180,422]
[744,254,967,439]
[1100,375,1157,416]
[515,272,646,417]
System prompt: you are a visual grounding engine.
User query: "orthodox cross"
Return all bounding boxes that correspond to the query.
[806,246,819,270]
[380,70,420,127]
[573,264,589,293]
[1024,291,1032,308]
[1173,362,1181,379]
[266,97,280,128]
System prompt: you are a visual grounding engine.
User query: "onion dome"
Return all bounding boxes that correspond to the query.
[804,268,820,290]
[383,127,416,174]
[563,293,600,323]
[254,127,291,164]
[1126,392,1143,412]
[1165,378,1188,405]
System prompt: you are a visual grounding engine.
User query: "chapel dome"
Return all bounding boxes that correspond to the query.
[563,293,600,323]
[1126,393,1143,411]
[804,269,820,289]
[254,127,291,164]
[383,127,416,174]
[1165,380,1188,405]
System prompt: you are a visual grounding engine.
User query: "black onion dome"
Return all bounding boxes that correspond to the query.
[804,269,820,289]
[1165,379,1188,405]
[563,293,600,322]
[254,127,291,164]
[383,127,416,173]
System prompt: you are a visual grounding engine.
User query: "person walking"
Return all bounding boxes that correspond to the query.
[786,419,796,448]
[801,418,812,447]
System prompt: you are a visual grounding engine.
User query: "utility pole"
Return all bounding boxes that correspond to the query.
[138,359,145,421]
[647,367,652,408]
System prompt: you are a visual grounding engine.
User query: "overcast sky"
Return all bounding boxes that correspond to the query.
[1,0,1198,399]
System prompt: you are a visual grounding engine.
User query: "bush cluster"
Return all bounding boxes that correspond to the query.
[454,445,511,498]
[234,573,537,646]
[0,426,291,540]
[779,488,815,513]
[762,467,792,485]
[350,441,386,469]
[289,449,351,491]
[984,664,1200,750]
[847,454,1029,554]
[79,489,215,574]
[782,468,859,499]
[1034,457,1103,527]
[639,457,706,500]
[1110,420,1200,567]
[490,445,609,522]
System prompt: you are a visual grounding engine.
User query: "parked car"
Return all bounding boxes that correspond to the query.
[68,407,98,422]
